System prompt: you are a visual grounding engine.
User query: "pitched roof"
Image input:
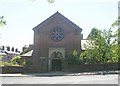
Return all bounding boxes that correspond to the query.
[21,50,33,57]
[0,49,20,55]
[33,11,82,32]
[0,50,6,56]
[5,50,20,55]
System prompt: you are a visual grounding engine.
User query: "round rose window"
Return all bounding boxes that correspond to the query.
[51,27,64,41]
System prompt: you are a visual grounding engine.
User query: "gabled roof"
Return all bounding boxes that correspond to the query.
[33,11,82,32]
[21,50,33,57]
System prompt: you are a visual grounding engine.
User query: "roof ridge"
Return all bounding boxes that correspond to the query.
[33,11,82,32]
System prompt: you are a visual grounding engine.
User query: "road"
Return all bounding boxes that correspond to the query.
[1,74,118,84]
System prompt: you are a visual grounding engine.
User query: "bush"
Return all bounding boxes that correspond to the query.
[65,50,81,64]
[2,62,13,66]
[0,56,23,67]
[11,56,21,65]
[0,62,17,67]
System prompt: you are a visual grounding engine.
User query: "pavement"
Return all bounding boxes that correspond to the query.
[0,71,119,77]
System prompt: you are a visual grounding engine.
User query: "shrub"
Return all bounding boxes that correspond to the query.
[65,50,81,64]
[25,59,32,65]
[11,56,21,65]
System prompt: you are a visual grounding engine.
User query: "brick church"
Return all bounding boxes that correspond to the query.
[23,12,84,73]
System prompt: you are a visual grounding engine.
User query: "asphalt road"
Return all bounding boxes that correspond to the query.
[1,74,118,84]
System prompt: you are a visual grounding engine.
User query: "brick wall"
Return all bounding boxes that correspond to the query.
[32,13,83,65]
[63,63,118,72]
[1,66,23,74]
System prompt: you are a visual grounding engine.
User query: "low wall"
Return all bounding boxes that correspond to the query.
[1,63,119,73]
[1,66,23,74]
[23,65,48,73]
[63,63,118,72]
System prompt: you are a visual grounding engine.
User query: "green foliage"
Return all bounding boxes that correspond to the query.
[0,16,6,27]
[47,0,55,3]
[66,29,118,65]
[0,61,21,67]
[87,28,101,40]
[111,16,120,27]
[0,56,23,67]
[11,56,21,65]
[65,50,81,64]
[81,27,118,64]
[112,17,120,62]
[0,62,13,66]
[80,49,100,64]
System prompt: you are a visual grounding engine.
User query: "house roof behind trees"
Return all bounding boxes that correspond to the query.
[21,50,33,57]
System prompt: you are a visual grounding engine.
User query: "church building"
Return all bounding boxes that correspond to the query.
[23,12,83,73]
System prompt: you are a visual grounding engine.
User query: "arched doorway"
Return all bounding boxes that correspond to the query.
[50,52,63,71]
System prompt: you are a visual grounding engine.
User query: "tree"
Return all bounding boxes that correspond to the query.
[80,26,118,64]
[0,16,6,27]
[87,28,101,40]
[65,50,81,64]
[86,28,106,63]
[101,28,117,63]
[111,17,120,64]
[47,0,55,3]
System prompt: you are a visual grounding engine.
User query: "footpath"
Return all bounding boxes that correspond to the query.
[0,71,119,77]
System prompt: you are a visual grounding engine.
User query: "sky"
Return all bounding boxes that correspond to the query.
[0,0,119,52]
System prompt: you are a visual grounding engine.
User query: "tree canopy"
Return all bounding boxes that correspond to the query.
[87,28,101,40]
[80,22,118,64]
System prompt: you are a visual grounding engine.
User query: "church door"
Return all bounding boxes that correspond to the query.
[52,59,62,71]
[50,52,63,71]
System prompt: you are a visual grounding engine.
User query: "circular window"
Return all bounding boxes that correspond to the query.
[51,27,64,41]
